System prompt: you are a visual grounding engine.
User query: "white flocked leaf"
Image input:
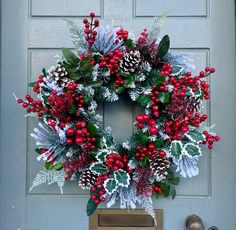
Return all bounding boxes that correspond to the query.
[104,178,118,195]
[185,129,205,144]
[90,162,108,175]
[170,141,184,160]
[184,143,202,157]
[170,65,184,76]
[95,151,108,162]
[114,169,131,187]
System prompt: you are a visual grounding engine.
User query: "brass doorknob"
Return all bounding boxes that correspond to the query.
[186,215,205,230]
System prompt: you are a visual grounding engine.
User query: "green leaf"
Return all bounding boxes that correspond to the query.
[90,162,108,175]
[171,65,183,76]
[153,75,166,88]
[54,163,63,170]
[184,143,202,157]
[104,178,118,195]
[138,132,149,145]
[114,169,130,187]
[160,183,170,197]
[137,94,151,107]
[153,139,165,148]
[158,92,170,103]
[86,198,98,216]
[28,81,36,87]
[89,81,103,87]
[80,56,93,77]
[170,141,183,160]
[119,72,131,78]
[169,185,176,199]
[125,75,134,85]
[185,130,205,144]
[115,85,126,94]
[35,148,42,154]
[139,157,148,167]
[42,68,47,77]
[168,176,180,186]
[70,104,77,114]
[96,151,108,162]
[124,38,133,48]
[62,48,79,67]
[44,162,54,170]
[87,123,97,137]
[67,69,81,81]
[157,35,170,58]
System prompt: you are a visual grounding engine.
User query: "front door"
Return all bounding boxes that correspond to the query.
[1,0,236,229]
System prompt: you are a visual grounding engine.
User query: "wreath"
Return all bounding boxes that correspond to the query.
[16,12,220,220]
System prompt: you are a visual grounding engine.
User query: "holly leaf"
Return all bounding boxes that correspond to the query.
[168,176,180,186]
[86,198,98,216]
[42,68,47,77]
[44,162,54,170]
[160,183,170,197]
[153,139,165,148]
[157,35,170,58]
[185,130,205,144]
[70,104,77,114]
[87,123,97,137]
[114,169,130,187]
[158,92,170,103]
[62,48,79,67]
[139,157,148,167]
[153,75,166,88]
[169,185,176,199]
[28,81,36,87]
[124,38,133,48]
[171,65,184,76]
[184,143,202,157]
[90,162,108,175]
[115,85,126,94]
[137,94,151,106]
[170,141,183,160]
[104,178,118,195]
[96,151,108,162]
[138,132,149,145]
[80,56,93,77]
[35,148,42,154]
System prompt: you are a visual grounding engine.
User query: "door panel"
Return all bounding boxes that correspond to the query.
[1,0,236,229]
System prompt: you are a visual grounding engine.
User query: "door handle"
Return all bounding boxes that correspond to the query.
[186,215,205,230]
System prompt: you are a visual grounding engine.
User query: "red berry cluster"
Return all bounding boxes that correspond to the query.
[136,114,158,135]
[116,28,129,42]
[153,185,162,194]
[202,130,220,149]
[17,94,44,118]
[83,12,99,46]
[90,174,108,204]
[160,63,172,76]
[65,121,96,151]
[99,49,124,89]
[33,75,44,94]
[105,153,128,171]
[135,144,159,161]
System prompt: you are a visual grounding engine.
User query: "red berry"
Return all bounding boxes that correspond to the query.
[100,197,106,202]
[136,114,144,123]
[90,12,95,18]
[66,138,73,145]
[66,128,75,137]
[149,127,158,135]
[210,68,215,73]
[17,99,23,104]
[159,150,166,157]
[83,19,88,24]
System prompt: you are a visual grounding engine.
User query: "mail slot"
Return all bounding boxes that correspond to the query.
[89,209,163,230]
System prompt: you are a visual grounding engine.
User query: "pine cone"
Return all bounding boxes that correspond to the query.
[47,64,70,87]
[78,169,97,190]
[119,50,141,74]
[150,156,170,182]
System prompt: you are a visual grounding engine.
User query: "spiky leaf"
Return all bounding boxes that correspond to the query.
[86,198,98,216]
[158,92,170,103]
[170,141,183,160]
[114,169,130,187]
[157,35,170,58]
[104,178,118,195]
[137,93,151,106]
[171,65,183,76]
[184,143,202,157]
[96,151,108,162]
[90,162,108,175]
[185,130,205,144]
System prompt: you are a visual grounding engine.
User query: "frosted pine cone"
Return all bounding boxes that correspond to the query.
[47,64,71,87]
[119,50,141,74]
[78,169,97,190]
[150,156,170,182]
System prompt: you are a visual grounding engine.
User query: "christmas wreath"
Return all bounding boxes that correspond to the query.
[16,12,220,220]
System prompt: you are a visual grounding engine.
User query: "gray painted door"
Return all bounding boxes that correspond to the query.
[1,0,236,229]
